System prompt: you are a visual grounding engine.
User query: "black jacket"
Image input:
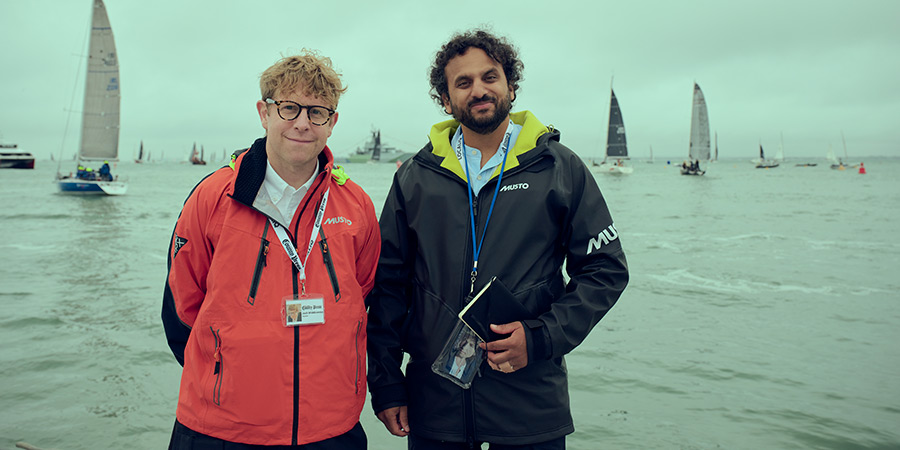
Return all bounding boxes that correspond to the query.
[366,111,629,444]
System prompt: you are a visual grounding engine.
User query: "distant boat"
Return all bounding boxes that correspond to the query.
[646,145,654,163]
[776,132,785,162]
[0,144,35,169]
[681,83,709,176]
[755,144,779,169]
[830,131,858,170]
[189,142,207,165]
[348,128,413,164]
[56,0,127,195]
[713,132,718,162]
[135,140,144,163]
[827,142,847,170]
[596,87,633,174]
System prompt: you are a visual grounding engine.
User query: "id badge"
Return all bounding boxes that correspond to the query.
[283,294,325,327]
[431,320,485,389]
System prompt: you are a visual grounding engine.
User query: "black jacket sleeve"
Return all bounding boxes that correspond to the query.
[366,170,414,413]
[539,149,628,359]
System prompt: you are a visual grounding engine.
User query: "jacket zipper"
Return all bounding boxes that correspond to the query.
[290,175,326,446]
[317,228,341,302]
[227,154,334,446]
[464,387,476,447]
[210,326,223,406]
[462,188,482,445]
[246,223,269,305]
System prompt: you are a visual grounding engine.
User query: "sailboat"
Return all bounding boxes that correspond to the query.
[713,132,718,162]
[837,131,857,169]
[755,144,779,168]
[56,0,126,195]
[135,140,144,163]
[189,142,207,165]
[596,87,633,174]
[827,144,845,170]
[646,145,654,163]
[681,83,710,176]
[776,132,785,162]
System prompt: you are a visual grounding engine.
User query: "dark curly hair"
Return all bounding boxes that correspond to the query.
[429,29,524,109]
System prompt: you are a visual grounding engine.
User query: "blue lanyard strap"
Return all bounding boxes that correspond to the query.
[460,121,514,294]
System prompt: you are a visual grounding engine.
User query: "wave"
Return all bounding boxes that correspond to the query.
[649,268,833,296]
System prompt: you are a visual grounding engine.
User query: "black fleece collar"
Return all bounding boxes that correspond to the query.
[231,136,333,207]
[232,137,268,206]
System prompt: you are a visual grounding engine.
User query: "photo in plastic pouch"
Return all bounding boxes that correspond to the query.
[431,320,485,389]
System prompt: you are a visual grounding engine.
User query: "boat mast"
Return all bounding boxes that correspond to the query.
[841,131,849,159]
[714,132,718,161]
[779,132,785,161]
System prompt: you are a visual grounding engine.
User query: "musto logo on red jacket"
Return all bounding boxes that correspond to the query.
[323,216,352,226]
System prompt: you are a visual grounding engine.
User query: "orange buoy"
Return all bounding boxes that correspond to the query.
[859,162,866,174]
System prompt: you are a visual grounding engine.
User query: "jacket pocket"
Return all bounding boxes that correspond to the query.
[355,318,363,394]
[246,224,269,305]
[210,326,223,406]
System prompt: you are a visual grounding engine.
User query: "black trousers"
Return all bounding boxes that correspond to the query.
[408,434,565,450]
[169,420,366,450]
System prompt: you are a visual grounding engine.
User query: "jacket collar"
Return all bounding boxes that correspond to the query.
[232,136,335,208]
[427,110,552,181]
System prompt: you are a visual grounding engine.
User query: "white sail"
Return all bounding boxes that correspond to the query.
[775,132,785,160]
[56,0,126,195]
[826,144,838,163]
[79,0,120,162]
[689,83,711,161]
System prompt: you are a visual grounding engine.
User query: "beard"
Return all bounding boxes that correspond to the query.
[449,92,513,135]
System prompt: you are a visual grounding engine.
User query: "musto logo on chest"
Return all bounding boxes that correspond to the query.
[323,216,352,226]
[500,182,529,192]
[586,224,619,254]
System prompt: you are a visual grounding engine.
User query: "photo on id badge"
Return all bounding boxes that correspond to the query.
[446,327,480,380]
[284,295,325,327]
[431,320,485,388]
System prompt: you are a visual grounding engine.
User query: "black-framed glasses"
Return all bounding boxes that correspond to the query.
[265,98,335,126]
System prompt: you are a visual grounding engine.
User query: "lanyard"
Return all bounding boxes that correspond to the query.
[270,187,330,295]
[456,120,515,294]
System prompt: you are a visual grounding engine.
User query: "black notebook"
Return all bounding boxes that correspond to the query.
[458,277,531,342]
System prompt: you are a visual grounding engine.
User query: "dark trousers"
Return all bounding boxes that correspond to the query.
[408,434,565,450]
[169,420,366,450]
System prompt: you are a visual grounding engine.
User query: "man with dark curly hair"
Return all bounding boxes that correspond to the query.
[367,29,629,449]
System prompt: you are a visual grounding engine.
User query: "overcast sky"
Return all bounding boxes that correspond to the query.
[2,0,898,162]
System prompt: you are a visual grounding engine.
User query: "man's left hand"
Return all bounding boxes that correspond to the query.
[482,321,528,373]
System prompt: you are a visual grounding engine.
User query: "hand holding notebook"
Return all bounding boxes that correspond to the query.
[458,277,531,342]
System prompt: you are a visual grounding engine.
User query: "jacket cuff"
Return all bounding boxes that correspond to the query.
[522,319,552,362]
[370,383,408,414]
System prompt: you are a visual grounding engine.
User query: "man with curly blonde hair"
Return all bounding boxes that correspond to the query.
[163,49,380,449]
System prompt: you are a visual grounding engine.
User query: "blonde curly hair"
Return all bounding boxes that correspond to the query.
[259,49,347,109]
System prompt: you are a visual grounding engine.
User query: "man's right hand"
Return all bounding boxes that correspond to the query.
[376,405,410,437]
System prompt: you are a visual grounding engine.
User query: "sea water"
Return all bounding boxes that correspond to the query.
[1,157,898,450]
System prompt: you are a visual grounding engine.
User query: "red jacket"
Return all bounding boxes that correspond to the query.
[162,138,380,445]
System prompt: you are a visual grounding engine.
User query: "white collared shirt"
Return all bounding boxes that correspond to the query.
[263,159,319,226]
